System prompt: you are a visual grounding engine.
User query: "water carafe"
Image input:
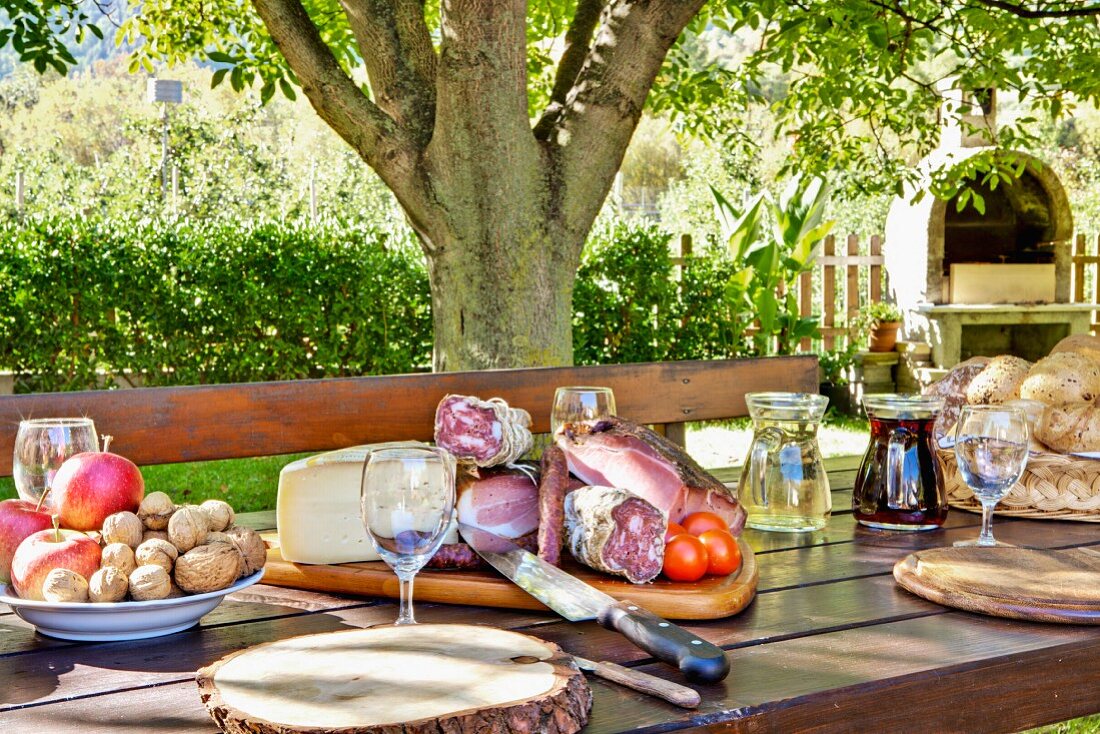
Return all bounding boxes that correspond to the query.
[854,394,947,531]
[739,392,831,532]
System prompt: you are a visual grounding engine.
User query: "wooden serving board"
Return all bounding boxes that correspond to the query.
[261,535,757,620]
[894,546,1100,624]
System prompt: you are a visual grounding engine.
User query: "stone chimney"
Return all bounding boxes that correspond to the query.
[937,78,996,149]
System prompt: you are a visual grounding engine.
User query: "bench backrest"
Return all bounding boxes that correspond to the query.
[0,356,817,475]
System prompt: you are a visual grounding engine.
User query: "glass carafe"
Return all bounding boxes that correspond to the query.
[854,394,947,531]
[739,392,831,532]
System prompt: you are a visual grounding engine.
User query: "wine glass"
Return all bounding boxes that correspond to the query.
[551,386,617,435]
[360,446,456,625]
[13,418,99,507]
[953,406,1029,547]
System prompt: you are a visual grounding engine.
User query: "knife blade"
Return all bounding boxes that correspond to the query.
[573,655,701,708]
[457,522,730,683]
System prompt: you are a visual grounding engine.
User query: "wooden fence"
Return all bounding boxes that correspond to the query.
[1072,233,1100,332]
[674,233,886,352]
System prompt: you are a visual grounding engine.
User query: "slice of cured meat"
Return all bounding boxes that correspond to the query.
[434,394,533,467]
[456,463,541,541]
[426,542,483,569]
[564,486,666,584]
[557,417,746,534]
[537,446,569,565]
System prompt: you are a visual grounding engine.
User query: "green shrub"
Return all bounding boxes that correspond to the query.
[0,216,433,391]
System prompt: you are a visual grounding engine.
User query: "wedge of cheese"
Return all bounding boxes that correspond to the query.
[277,442,458,564]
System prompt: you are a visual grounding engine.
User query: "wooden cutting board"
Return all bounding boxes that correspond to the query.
[894,546,1100,624]
[260,535,757,620]
[197,624,590,734]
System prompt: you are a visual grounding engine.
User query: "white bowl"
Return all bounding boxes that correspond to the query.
[0,569,264,641]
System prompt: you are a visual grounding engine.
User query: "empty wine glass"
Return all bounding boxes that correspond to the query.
[13,418,99,507]
[954,406,1029,547]
[360,446,456,625]
[551,386,616,435]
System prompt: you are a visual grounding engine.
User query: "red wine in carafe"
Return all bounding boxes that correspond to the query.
[853,415,947,530]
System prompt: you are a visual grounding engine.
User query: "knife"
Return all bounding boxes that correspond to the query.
[457,522,730,683]
[573,655,701,708]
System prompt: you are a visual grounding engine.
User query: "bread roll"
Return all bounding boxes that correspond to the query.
[965,356,1031,405]
[1003,399,1049,453]
[1036,401,1100,453]
[1020,352,1100,405]
[1050,333,1100,364]
[924,357,991,440]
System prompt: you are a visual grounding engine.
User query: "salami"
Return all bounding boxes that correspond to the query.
[426,542,483,570]
[434,394,533,467]
[564,486,666,584]
[537,446,568,565]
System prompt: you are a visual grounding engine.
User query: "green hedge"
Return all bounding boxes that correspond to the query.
[0,217,432,391]
[0,216,755,392]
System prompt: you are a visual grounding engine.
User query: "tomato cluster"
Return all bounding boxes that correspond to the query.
[662,512,742,583]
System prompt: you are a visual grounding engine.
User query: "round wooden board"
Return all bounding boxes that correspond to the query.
[196,624,592,734]
[893,546,1100,624]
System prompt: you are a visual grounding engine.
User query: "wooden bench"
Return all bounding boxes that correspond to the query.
[0,356,818,475]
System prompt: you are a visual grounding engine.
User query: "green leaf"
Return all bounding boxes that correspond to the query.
[211,68,229,88]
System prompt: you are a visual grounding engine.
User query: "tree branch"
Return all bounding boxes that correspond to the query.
[965,0,1100,18]
[548,0,706,242]
[251,0,431,227]
[338,0,438,145]
[533,0,605,139]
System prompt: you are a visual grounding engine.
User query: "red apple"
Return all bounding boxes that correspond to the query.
[52,451,145,531]
[11,529,101,600]
[0,499,55,584]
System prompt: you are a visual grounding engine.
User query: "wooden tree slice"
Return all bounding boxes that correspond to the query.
[196,624,591,734]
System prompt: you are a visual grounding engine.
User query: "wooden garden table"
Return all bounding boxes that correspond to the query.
[3,455,1100,733]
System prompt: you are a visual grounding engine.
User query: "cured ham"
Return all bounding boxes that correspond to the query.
[455,464,540,541]
[434,394,533,467]
[558,417,746,534]
[564,486,666,584]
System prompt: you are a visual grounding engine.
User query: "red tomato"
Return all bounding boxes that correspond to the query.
[662,534,708,583]
[681,511,729,537]
[698,529,742,576]
[664,522,687,543]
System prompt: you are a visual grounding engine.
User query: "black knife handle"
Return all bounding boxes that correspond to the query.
[597,600,730,683]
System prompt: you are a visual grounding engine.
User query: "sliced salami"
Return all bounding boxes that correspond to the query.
[564,486,666,584]
[434,394,533,467]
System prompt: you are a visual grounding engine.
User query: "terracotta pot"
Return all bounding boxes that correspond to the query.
[868,321,902,352]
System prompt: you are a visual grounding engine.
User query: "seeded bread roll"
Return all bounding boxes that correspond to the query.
[1036,402,1100,454]
[966,356,1031,405]
[924,357,991,440]
[1020,352,1100,406]
[1050,334,1100,364]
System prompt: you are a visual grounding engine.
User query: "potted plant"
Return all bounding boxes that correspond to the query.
[817,344,857,414]
[854,302,904,352]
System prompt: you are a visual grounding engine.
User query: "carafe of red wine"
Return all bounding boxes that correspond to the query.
[854,394,948,531]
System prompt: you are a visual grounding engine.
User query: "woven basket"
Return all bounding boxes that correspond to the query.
[938,446,1100,522]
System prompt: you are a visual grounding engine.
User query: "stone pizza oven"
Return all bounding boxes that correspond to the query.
[883,84,1089,368]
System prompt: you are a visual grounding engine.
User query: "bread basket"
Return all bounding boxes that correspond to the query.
[938,445,1100,521]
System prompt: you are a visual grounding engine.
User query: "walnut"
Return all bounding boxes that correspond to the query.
[42,569,89,603]
[129,565,172,601]
[142,530,169,544]
[101,542,137,576]
[199,500,235,532]
[226,526,267,577]
[174,542,243,594]
[135,538,179,573]
[166,583,185,599]
[138,491,176,530]
[205,531,230,545]
[101,511,143,549]
[89,567,128,603]
[168,506,208,552]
